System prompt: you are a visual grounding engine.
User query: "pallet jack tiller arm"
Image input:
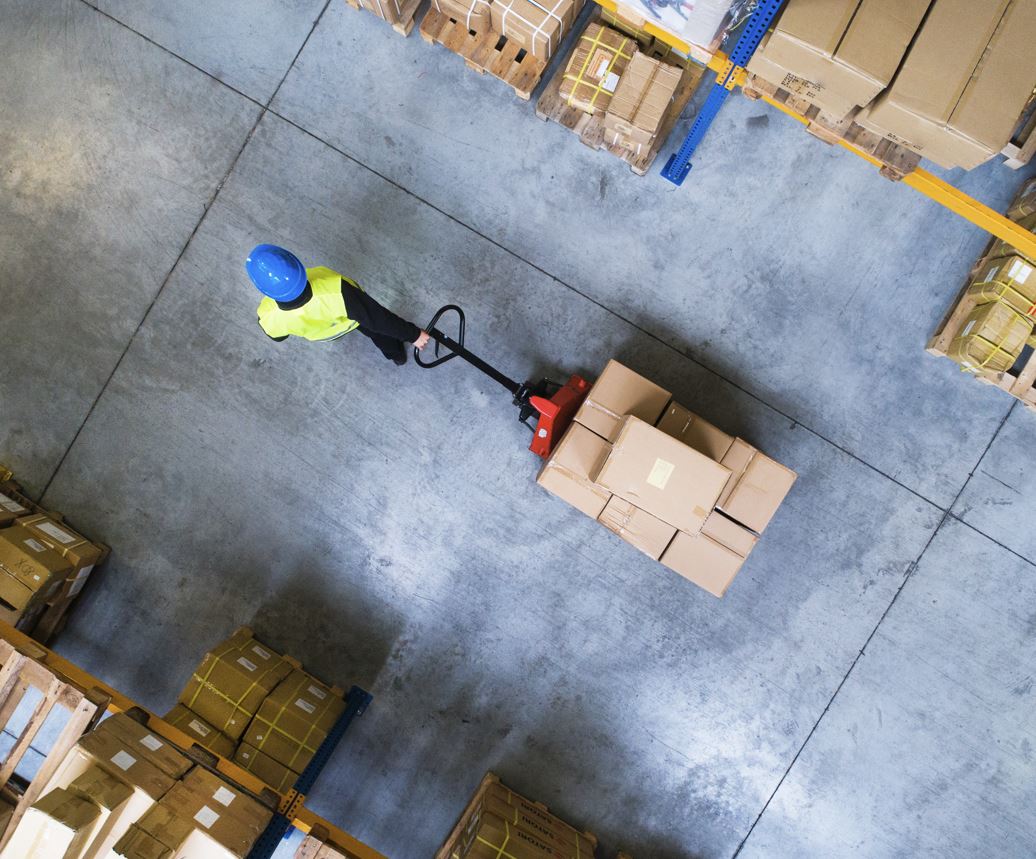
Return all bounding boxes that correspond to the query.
[415,305,590,458]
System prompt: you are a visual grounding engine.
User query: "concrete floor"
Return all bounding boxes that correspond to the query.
[3,0,1035,856]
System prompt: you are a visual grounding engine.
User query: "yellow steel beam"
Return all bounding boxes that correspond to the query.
[0,621,386,859]
[756,92,1036,260]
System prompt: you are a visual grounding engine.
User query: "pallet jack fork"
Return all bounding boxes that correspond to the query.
[416,305,590,458]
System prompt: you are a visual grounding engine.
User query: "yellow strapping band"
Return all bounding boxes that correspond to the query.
[185,637,285,734]
[477,820,515,859]
[562,29,634,109]
[252,674,338,769]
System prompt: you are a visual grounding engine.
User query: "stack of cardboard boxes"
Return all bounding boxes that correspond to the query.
[950,177,1036,373]
[0,713,272,858]
[491,0,583,61]
[538,361,796,597]
[0,467,106,638]
[445,776,595,859]
[560,20,685,157]
[169,629,346,793]
[747,0,1036,170]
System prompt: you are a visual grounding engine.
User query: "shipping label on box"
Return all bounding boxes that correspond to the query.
[574,359,671,442]
[593,416,730,534]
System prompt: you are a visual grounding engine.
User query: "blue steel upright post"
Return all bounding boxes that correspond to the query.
[661,0,787,186]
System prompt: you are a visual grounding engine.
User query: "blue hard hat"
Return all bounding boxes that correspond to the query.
[245,244,306,302]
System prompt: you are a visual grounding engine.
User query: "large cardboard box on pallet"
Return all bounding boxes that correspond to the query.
[948,300,1033,374]
[967,254,1036,318]
[482,782,594,856]
[241,670,345,773]
[536,423,612,519]
[232,744,297,794]
[597,496,675,559]
[749,0,931,117]
[857,0,1036,169]
[603,53,682,152]
[0,787,102,859]
[592,416,730,535]
[559,23,636,115]
[574,360,670,442]
[660,511,759,597]
[715,441,797,534]
[433,0,492,31]
[178,629,292,741]
[162,706,235,760]
[17,513,104,600]
[491,0,581,61]
[0,523,72,611]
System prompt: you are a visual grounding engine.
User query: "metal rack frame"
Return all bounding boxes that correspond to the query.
[0,620,385,859]
[589,0,1036,260]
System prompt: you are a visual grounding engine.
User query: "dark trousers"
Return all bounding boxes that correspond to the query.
[356,326,406,361]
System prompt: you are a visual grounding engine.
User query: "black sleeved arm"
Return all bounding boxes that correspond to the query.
[341,280,422,342]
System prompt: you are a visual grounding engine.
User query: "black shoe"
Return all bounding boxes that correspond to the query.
[393,351,408,366]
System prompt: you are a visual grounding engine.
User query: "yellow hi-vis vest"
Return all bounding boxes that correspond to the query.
[257,267,361,342]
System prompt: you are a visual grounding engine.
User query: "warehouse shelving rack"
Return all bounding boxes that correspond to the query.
[0,620,385,859]
[590,0,1036,262]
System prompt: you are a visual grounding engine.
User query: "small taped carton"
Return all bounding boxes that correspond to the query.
[574,359,670,443]
[715,441,797,534]
[949,300,1033,375]
[16,513,104,599]
[433,0,492,31]
[660,511,758,597]
[491,0,581,61]
[604,53,682,148]
[592,416,730,535]
[536,423,612,519]
[967,255,1036,317]
[597,496,675,559]
[232,743,298,794]
[655,403,734,462]
[163,705,236,760]
[0,524,72,611]
[560,23,636,114]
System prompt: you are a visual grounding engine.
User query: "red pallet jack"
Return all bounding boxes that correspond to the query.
[415,305,590,458]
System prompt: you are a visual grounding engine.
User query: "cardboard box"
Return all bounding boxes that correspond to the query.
[858,0,1036,169]
[0,524,73,611]
[1009,176,1036,221]
[16,513,104,598]
[597,496,676,559]
[702,510,759,558]
[130,804,193,853]
[655,403,733,462]
[593,416,730,534]
[161,776,270,858]
[491,0,580,61]
[110,826,174,859]
[661,527,747,598]
[242,670,345,772]
[0,788,101,859]
[178,629,292,740]
[357,0,418,26]
[574,359,671,442]
[715,446,797,534]
[559,23,636,114]
[433,0,491,31]
[162,706,235,760]
[752,0,930,114]
[624,0,728,51]
[746,46,858,119]
[232,744,298,794]
[604,53,682,148]
[96,715,192,781]
[967,254,1036,317]
[536,423,612,519]
[600,5,653,49]
[0,490,30,528]
[67,766,134,852]
[949,299,1033,374]
[470,787,592,855]
[176,767,271,827]
[460,810,574,859]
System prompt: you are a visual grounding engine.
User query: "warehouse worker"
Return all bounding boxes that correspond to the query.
[247,244,430,365]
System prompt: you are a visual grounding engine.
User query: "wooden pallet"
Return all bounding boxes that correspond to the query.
[344,0,423,37]
[926,237,1036,413]
[742,74,921,181]
[419,7,547,100]
[1002,92,1036,170]
[0,639,109,850]
[534,18,706,175]
[434,772,598,859]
